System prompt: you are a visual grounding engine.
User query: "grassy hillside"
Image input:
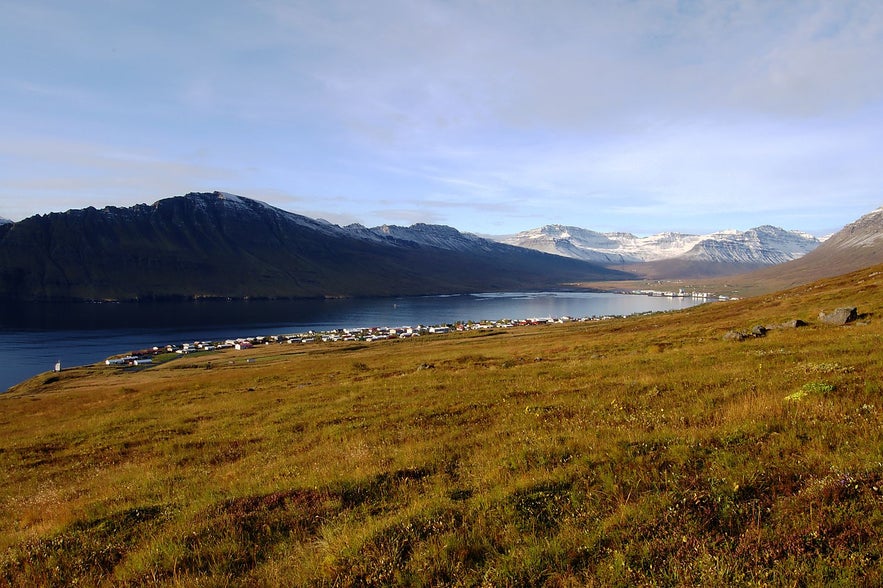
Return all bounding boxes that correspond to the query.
[3,265,883,585]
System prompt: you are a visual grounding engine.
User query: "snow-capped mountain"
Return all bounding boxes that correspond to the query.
[498,225,704,263]
[0,217,11,226]
[680,226,821,264]
[497,224,820,266]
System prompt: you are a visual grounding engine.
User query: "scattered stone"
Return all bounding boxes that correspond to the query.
[417,363,435,370]
[765,319,808,330]
[724,325,769,341]
[819,307,858,326]
[723,330,747,342]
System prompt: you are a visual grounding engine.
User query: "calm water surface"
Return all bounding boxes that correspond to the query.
[0,292,706,391]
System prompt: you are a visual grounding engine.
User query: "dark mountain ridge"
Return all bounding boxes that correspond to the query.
[0,192,630,302]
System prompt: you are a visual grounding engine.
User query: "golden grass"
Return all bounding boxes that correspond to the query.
[3,265,883,585]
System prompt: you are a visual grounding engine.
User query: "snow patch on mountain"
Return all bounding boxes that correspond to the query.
[497,224,821,265]
[680,225,820,264]
[499,225,704,263]
[0,217,11,226]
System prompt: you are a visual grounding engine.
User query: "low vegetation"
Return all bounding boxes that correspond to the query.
[3,265,883,585]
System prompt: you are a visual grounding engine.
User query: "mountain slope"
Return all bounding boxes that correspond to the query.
[0,192,630,301]
[345,223,501,253]
[732,206,883,290]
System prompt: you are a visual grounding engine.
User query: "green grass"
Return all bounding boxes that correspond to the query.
[3,265,883,585]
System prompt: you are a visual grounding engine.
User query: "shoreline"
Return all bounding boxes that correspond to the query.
[2,292,712,392]
[5,308,683,393]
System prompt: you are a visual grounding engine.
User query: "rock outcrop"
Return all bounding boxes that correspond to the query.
[819,307,858,326]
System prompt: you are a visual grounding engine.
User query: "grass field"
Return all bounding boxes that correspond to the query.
[2,264,883,586]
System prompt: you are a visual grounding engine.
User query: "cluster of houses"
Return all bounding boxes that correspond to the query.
[629,289,737,300]
[104,315,617,367]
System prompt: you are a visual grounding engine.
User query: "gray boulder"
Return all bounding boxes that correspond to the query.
[723,330,747,342]
[819,307,858,326]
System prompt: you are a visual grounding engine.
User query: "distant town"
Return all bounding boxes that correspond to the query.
[103,313,648,368]
[627,289,738,300]
[101,289,735,369]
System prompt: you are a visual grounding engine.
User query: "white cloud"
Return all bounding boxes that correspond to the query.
[1,1,881,234]
[252,1,883,146]
[0,136,236,219]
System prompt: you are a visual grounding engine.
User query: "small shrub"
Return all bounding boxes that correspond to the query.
[801,381,836,395]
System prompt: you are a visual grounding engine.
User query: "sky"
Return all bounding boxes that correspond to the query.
[1,1,882,237]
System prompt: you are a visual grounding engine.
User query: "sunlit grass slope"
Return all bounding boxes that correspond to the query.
[3,264,883,586]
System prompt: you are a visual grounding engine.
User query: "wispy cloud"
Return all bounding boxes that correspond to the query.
[0,136,236,219]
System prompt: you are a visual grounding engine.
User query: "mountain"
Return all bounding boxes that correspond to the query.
[0,192,630,302]
[497,224,821,278]
[0,217,11,226]
[679,226,820,264]
[345,223,501,253]
[734,206,883,290]
[498,225,702,263]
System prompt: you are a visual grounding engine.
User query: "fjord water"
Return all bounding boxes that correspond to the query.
[0,292,706,391]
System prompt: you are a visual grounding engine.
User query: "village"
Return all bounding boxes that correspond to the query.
[103,314,626,368]
[628,288,737,300]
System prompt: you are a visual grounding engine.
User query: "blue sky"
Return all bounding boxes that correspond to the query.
[1,1,881,236]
